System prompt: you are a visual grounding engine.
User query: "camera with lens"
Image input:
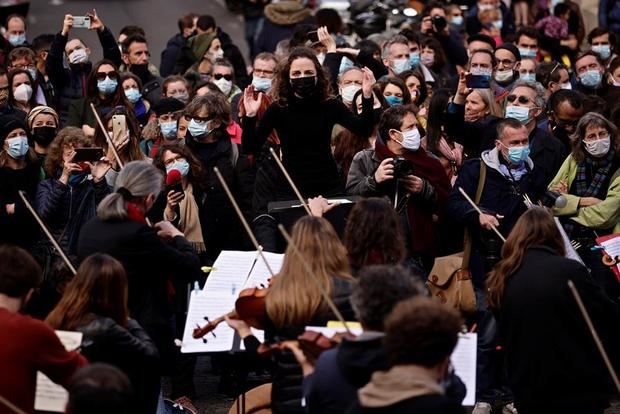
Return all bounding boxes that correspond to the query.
[432,15,448,33]
[392,157,414,179]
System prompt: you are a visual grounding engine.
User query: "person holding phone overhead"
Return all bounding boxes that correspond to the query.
[36,126,111,257]
[46,10,122,125]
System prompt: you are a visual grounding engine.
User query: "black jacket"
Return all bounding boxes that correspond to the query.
[528,126,566,186]
[445,102,500,158]
[36,176,110,255]
[498,246,620,412]
[46,28,122,125]
[77,317,160,414]
[160,33,187,78]
[346,395,465,414]
[76,217,202,368]
[243,277,355,414]
[218,29,250,89]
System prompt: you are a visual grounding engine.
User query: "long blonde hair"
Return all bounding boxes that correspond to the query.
[266,216,351,329]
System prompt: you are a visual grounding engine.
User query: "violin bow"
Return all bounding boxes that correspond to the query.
[277,224,352,336]
[567,280,620,393]
[213,167,275,277]
[458,187,506,242]
[0,393,26,414]
[268,147,312,215]
[18,191,77,275]
[90,103,123,169]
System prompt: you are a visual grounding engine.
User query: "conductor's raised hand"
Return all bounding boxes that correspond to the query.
[243,85,263,118]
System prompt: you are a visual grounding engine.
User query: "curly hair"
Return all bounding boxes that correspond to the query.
[45,127,92,177]
[271,46,333,105]
[152,143,208,191]
[344,197,406,270]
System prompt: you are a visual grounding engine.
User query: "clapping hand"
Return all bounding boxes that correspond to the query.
[361,67,376,99]
[243,85,263,118]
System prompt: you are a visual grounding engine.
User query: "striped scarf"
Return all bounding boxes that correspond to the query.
[573,150,615,198]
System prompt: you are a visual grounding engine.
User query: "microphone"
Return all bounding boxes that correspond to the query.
[165,169,185,200]
[542,190,567,208]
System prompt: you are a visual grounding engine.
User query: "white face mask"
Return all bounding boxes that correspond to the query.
[584,136,611,157]
[494,69,514,82]
[340,84,361,105]
[214,77,232,95]
[212,48,224,60]
[394,127,421,151]
[14,83,32,103]
[611,76,620,87]
[560,82,572,90]
[69,48,89,64]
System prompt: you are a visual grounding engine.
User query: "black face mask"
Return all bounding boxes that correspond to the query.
[550,120,571,142]
[290,76,317,99]
[32,126,57,146]
[130,63,150,82]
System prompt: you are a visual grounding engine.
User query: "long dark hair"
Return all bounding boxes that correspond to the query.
[46,254,129,330]
[93,106,144,162]
[87,59,130,108]
[486,208,565,310]
[425,88,451,153]
[152,143,208,190]
[397,69,428,106]
[344,197,406,270]
[272,46,333,105]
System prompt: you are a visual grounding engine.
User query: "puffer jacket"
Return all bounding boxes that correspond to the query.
[77,317,160,414]
[35,176,110,255]
[255,1,314,54]
[46,27,121,126]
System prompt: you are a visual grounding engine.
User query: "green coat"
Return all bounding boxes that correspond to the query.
[548,154,620,233]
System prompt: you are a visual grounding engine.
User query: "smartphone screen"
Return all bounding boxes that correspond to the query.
[466,74,491,89]
[73,16,91,29]
[112,114,127,143]
[73,147,104,162]
[308,31,319,43]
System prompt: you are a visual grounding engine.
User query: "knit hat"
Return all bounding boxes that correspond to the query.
[153,97,185,116]
[188,32,217,61]
[0,114,26,147]
[27,105,59,130]
[264,1,311,26]
[496,43,522,61]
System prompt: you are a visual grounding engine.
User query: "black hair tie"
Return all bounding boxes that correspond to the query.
[116,187,133,199]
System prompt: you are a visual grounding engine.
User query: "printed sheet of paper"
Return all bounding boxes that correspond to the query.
[34,331,83,412]
[598,234,620,274]
[451,333,477,406]
[182,250,283,353]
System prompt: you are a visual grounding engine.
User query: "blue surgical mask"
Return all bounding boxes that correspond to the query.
[580,69,602,88]
[166,159,190,177]
[339,56,354,74]
[502,143,530,164]
[27,67,37,81]
[385,95,403,106]
[252,75,272,92]
[520,72,536,82]
[160,120,178,139]
[97,77,118,95]
[8,33,26,46]
[124,87,141,104]
[451,15,464,26]
[409,52,420,67]
[519,48,537,58]
[492,20,503,29]
[505,105,531,124]
[5,135,29,159]
[592,45,611,61]
[392,58,411,74]
[188,118,210,138]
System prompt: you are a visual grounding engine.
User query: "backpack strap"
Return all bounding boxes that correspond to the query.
[462,160,487,268]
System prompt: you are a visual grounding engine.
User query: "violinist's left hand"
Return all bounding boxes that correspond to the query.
[225,316,252,339]
[282,341,315,377]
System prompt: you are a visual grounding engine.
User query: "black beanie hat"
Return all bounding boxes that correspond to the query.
[496,43,522,61]
[153,98,185,117]
[0,114,26,147]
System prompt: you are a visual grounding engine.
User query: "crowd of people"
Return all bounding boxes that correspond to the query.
[0,0,620,413]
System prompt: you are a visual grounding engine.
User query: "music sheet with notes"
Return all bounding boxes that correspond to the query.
[181,250,284,353]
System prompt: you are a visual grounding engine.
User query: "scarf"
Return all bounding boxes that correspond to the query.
[574,150,615,198]
[358,365,444,408]
[178,182,205,253]
[374,140,451,256]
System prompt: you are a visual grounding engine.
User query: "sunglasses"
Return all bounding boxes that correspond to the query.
[213,73,232,81]
[185,115,212,123]
[506,94,531,104]
[95,71,119,81]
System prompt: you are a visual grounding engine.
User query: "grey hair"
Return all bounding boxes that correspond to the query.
[381,35,409,60]
[570,112,619,163]
[97,160,163,221]
[338,66,363,84]
[510,79,547,109]
[350,265,426,331]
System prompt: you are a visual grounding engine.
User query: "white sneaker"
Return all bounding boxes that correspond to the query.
[472,402,493,414]
[502,402,518,414]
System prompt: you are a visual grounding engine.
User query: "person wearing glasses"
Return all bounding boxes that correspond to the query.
[211,58,242,106]
[549,112,620,299]
[504,79,566,185]
[493,43,521,89]
[66,60,130,138]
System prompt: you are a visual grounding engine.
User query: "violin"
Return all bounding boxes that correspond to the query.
[192,284,270,339]
[257,329,357,362]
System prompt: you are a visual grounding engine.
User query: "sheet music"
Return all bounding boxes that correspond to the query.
[182,250,284,353]
[35,331,83,412]
[599,235,620,273]
[554,218,585,265]
[451,333,477,406]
